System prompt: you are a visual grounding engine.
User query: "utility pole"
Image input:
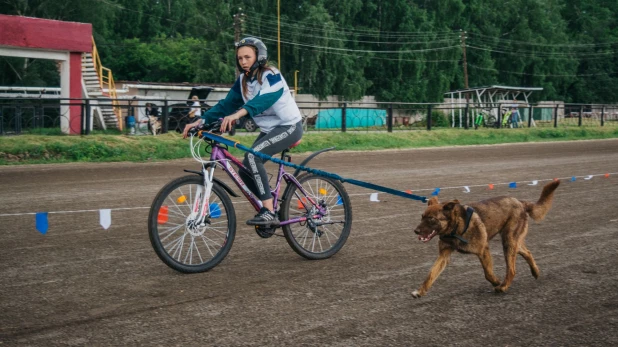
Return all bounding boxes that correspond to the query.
[460,30,469,90]
[233,9,245,78]
[460,30,470,127]
[277,0,281,72]
[294,70,300,99]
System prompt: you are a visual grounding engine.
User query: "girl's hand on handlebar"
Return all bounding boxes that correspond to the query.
[183,120,202,139]
[220,113,242,133]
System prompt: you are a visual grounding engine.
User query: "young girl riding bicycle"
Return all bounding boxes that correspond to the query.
[183,37,303,227]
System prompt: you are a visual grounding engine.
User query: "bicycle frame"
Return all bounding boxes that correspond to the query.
[200,139,328,227]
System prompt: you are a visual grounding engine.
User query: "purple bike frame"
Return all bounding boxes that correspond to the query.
[209,144,326,227]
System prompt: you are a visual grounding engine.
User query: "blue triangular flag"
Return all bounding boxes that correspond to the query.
[431,188,441,196]
[209,203,221,218]
[509,182,517,188]
[336,195,343,205]
[571,176,576,182]
[36,212,48,234]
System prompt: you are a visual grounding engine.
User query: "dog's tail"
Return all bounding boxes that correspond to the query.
[523,180,560,221]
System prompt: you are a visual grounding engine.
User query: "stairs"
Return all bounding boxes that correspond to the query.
[81,52,120,130]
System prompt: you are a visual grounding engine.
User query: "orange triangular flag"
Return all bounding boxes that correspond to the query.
[297,198,308,209]
[405,190,412,194]
[488,184,494,190]
[605,173,610,178]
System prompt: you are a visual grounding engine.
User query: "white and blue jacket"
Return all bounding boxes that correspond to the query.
[202,68,301,133]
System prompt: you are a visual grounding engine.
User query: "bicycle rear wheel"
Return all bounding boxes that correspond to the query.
[148,175,236,273]
[280,174,352,260]
[486,116,497,128]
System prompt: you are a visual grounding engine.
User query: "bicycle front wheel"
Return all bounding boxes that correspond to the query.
[280,174,352,260]
[148,175,236,273]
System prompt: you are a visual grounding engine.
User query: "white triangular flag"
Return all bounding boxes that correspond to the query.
[100,209,111,230]
[528,180,538,186]
[463,186,470,193]
[584,175,593,180]
[370,193,380,202]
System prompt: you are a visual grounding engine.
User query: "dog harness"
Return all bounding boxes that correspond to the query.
[440,207,475,244]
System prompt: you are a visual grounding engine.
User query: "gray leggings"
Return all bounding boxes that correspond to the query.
[241,120,303,200]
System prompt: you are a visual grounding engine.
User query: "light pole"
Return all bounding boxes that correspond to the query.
[294,70,300,99]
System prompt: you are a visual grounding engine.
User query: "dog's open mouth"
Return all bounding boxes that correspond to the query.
[418,230,437,243]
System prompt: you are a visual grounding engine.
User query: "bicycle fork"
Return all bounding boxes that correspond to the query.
[188,165,216,226]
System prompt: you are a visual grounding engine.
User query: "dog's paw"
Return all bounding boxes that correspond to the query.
[494,285,508,293]
[411,290,423,298]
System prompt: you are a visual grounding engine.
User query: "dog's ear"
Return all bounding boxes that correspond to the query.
[442,201,458,212]
[442,201,464,218]
[427,197,439,206]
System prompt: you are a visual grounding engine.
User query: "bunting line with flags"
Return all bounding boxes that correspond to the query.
[0,172,613,234]
[347,172,615,199]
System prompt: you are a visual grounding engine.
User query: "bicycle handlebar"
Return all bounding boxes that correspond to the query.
[188,118,224,137]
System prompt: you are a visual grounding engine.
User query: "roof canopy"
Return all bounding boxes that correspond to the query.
[445,85,543,106]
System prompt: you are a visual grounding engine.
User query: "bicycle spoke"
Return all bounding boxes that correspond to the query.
[185,237,195,264]
[194,240,204,264]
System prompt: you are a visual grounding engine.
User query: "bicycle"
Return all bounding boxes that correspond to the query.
[148,119,353,273]
[474,112,497,129]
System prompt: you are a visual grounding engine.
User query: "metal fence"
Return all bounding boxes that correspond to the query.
[1,97,617,136]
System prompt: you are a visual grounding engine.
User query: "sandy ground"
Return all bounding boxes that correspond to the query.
[1,139,617,346]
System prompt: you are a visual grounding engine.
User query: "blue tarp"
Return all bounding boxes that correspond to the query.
[316,108,387,129]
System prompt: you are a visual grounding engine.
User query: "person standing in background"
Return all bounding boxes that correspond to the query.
[188,95,201,119]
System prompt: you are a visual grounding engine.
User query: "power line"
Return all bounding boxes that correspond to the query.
[467,45,617,58]
[466,43,616,61]
[249,40,461,63]
[467,37,618,55]
[468,32,618,48]
[245,23,460,45]
[252,36,461,54]
[468,64,617,77]
[256,13,457,36]
[92,0,234,38]
[244,16,460,39]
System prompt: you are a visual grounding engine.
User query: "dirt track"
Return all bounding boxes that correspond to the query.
[1,139,617,346]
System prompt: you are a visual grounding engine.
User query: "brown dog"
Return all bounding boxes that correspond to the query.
[411,180,560,298]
